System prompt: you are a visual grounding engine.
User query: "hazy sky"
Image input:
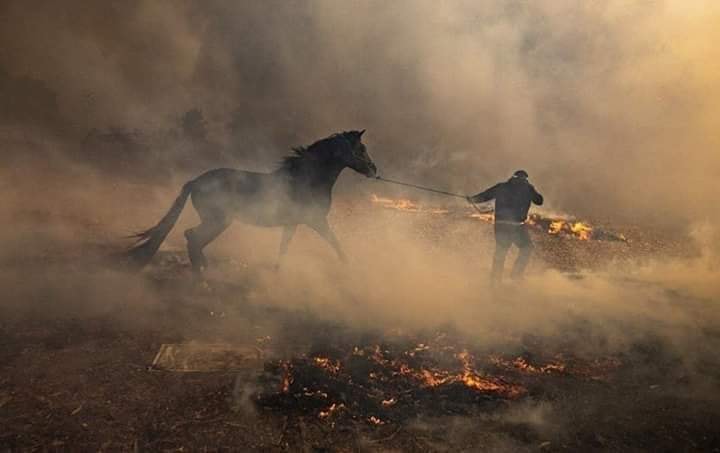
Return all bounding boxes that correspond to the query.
[1,0,719,225]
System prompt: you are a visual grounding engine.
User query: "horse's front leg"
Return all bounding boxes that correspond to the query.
[275,224,297,270]
[309,219,347,263]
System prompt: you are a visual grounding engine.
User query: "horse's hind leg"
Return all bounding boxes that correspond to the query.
[275,224,297,271]
[184,213,229,274]
[308,218,347,262]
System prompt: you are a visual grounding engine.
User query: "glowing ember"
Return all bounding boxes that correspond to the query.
[368,416,385,425]
[318,403,345,419]
[280,362,292,393]
[544,218,594,240]
[491,356,567,374]
[313,356,341,374]
[570,222,593,240]
[257,330,622,425]
[549,220,564,235]
[391,350,525,397]
[469,212,495,223]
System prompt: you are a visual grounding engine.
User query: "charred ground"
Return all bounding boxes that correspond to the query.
[1,189,719,452]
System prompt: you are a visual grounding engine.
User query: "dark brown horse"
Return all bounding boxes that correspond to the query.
[128,130,377,273]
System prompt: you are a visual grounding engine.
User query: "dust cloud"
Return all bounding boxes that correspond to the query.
[1,0,718,382]
[2,1,719,221]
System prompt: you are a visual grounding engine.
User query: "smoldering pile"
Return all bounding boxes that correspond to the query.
[254,327,621,426]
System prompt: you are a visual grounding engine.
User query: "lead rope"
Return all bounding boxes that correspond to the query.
[373,176,489,215]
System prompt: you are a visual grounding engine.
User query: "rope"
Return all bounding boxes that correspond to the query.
[374,176,466,198]
[373,176,490,215]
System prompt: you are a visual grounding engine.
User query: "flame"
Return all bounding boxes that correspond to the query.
[570,222,593,240]
[548,220,564,235]
[545,219,593,240]
[368,416,385,425]
[319,403,345,418]
[371,194,449,214]
[469,212,495,222]
[455,351,526,397]
[349,345,526,398]
[491,356,566,374]
[280,362,292,393]
[313,356,341,374]
[372,194,602,240]
[381,397,397,407]
[392,350,526,397]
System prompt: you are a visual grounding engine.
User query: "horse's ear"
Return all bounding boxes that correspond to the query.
[358,129,366,137]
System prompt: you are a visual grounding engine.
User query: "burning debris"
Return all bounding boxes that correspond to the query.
[255,329,622,425]
[371,194,627,242]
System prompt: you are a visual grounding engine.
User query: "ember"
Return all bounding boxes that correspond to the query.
[371,194,449,214]
[528,215,595,241]
[491,355,567,374]
[256,329,623,425]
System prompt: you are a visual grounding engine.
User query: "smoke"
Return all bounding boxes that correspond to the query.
[1,0,718,359]
[1,0,719,226]
[2,6,719,449]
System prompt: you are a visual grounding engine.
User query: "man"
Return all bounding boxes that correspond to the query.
[468,170,543,283]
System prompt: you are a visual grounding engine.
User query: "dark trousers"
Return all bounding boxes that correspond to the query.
[492,222,533,282]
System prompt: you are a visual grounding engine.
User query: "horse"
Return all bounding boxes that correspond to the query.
[127,129,377,274]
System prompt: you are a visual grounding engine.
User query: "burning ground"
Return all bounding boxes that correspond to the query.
[1,180,719,451]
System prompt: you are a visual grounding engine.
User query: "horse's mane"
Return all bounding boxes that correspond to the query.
[277,132,352,175]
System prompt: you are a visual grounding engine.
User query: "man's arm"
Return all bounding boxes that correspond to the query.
[531,185,543,205]
[469,183,500,203]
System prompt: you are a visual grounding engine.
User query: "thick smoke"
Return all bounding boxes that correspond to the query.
[2,0,719,227]
[1,6,719,447]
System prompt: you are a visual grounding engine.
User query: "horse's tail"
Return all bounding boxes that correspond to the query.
[127,181,193,269]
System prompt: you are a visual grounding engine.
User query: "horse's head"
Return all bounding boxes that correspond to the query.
[338,129,377,178]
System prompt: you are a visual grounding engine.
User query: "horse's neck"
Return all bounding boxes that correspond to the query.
[292,158,345,193]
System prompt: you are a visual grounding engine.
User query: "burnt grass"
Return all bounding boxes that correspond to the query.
[1,224,719,451]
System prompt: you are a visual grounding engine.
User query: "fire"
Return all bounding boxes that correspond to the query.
[368,416,385,425]
[371,194,449,214]
[570,222,593,240]
[455,351,526,397]
[370,195,626,241]
[549,220,564,235]
[491,355,621,380]
[257,331,624,426]
[527,215,595,240]
[318,403,345,419]
[491,356,566,374]
[469,212,494,223]
[280,362,292,393]
[390,350,526,398]
[313,356,341,374]
[417,369,453,387]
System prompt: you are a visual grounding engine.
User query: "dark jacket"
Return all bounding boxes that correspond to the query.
[470,177,543,222]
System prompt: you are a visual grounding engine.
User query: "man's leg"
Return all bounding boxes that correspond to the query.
[492,224,511,284]
[511,225,533,280]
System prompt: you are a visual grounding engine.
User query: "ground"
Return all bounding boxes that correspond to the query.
[1,196,719,452]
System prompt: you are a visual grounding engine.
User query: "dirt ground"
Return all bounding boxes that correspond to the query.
[1,197,719,452]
